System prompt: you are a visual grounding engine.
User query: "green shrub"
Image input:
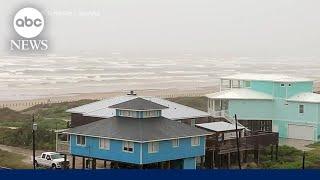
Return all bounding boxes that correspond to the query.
[247,162,258,168]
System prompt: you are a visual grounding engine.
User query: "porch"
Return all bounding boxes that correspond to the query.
[196,122,279,168]
[205,131,279,168]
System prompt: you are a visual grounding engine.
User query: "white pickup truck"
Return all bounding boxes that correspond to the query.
[34,152,69,169]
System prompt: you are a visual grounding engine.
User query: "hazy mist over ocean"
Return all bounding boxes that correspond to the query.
[1,0,320,100]
[0,55,319,101]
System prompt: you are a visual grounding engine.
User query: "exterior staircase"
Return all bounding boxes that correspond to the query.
[209,110,250,131]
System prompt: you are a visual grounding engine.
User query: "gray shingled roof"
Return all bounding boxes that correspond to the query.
[67,117,210,142]
[109,97,168,110]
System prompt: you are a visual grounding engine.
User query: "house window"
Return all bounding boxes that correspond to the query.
[144,111,157,118]
[172,139,179,148]
[299,105,304,113]
[76,135,86,146]
[244,81,251,88]
[99,138,110,150]
[288,84,292,87]
[123,141,134,153]
[214,100,221,111]
[148,142,159,153]
[280,83,285,87]
[191,137,200,146]
[119,110,141,118]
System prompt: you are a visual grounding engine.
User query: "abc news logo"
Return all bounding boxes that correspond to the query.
[16,16,43,28]
[10,7,48,51]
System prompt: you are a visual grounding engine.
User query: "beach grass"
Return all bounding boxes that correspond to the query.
[0,99,95,129]
[258,144,320,169]
[1,96,320,169]
[0,99,95,150]
[167,96,208,111]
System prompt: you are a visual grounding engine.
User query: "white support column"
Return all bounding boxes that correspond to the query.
[212,99,215,113]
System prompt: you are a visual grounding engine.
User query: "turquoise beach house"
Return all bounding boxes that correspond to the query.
[206,73,320,141]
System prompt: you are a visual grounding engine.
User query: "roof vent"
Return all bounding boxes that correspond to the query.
[127,90,137,96]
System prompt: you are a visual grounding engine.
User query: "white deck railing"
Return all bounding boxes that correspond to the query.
[56,141,70,153]
[55,129,70,153]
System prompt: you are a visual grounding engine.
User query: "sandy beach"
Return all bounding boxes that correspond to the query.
[0,86,219,111]
[1,81,320,111]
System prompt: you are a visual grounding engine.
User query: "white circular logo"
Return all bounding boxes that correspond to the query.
[13,7,44,38]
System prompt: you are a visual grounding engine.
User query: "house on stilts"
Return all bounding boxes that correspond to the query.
[206,73,320,142]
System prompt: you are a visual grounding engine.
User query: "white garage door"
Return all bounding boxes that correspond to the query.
[288,124,314,141]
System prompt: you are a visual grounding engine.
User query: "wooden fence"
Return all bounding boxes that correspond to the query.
[0,89,214,111]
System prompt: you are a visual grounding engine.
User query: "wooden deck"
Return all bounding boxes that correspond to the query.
[206,131,278,152]
[205,131,279,168]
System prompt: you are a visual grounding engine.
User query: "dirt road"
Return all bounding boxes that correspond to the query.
[0,144,110,169]
[0,144,43,165]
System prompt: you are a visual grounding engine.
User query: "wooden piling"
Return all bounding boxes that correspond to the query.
[92,158,96,170]
[270,145,274,161]
[72,155,75,169]
[82,157,85,169]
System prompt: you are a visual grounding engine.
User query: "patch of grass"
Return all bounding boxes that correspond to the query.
[0,99,95,150]
[23,99,95,129]
[0,108,31,127]
[0,149,30,169]
[167,96,208,111]
[21,99,95,115]
[305,143,320,168]
[0,99,95,130]
[306,142,320,148]
[259,144,320,169]
[0,107,30,120]
[0,121,26,127]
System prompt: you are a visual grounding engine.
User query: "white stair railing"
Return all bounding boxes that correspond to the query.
[210,110,250,131]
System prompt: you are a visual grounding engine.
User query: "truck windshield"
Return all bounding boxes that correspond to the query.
[51,154,64,159]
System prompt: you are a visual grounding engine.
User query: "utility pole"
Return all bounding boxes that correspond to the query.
[32,114,37,170]
[302,151,305,169]
[235,114,242,170]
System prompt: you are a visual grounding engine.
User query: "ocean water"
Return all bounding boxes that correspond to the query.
[0,55,319,101]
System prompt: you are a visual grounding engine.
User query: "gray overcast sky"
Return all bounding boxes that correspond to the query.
[1,0,320,57]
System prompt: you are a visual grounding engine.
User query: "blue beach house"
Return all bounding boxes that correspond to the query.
[66,97,210,169]
[206,73,320,141]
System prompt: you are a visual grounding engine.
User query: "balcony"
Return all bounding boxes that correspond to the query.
[206,131,279,154]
